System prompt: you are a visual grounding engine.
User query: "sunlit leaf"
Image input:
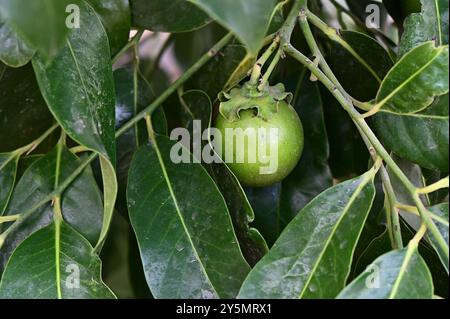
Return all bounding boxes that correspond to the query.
[376,42,449,114]
[239,171,376,298]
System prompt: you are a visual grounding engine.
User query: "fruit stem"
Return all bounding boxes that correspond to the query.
[249,37,280,86]
[279,0,307,45]
[258,49,282,91]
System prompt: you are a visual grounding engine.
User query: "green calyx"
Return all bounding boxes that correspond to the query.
[219,82,293,122]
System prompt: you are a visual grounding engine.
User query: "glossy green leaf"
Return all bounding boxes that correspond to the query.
[373,94,449,171]
[399,0,449,57]
[375,42,449,114]
[16,155,44,179]
[87,0,131,56]
[428,203,449,272]
[0,63,54,153]
[238,171,376,299]
[0,0,78,59]
[189,0,277,53]
[130,0,211,33]
[115,66,168,138]
[127,135,250,299]
[97,157,118,252]
[337,245,434,299]
[0,152,18,215]
[0,221,115,298]
[0,147,104,271]
[327,30,393,101]
[0,19,35,67]
[32,1,115,164]
[32,1,117,251]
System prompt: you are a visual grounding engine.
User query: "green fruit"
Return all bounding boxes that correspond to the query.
[215,83,304,187]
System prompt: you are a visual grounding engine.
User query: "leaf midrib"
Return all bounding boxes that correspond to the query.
[65,39,102,143]
[54,220,62,298]
[435,0,443,45]
[150,137,220,298]
[379,110,449,119]
[377,44,446,111]
[298,172,373,298]
[388,245,416,298]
